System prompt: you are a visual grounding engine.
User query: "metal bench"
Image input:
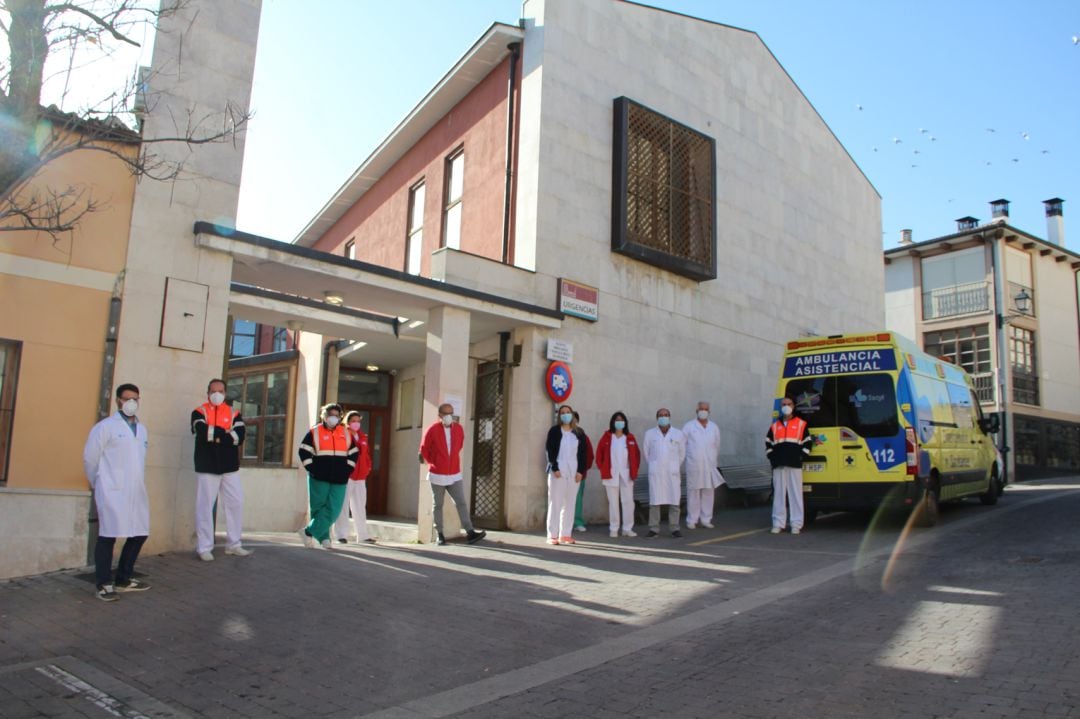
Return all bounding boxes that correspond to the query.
[632,463,774,521]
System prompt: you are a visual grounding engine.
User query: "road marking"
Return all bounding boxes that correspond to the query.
[357,487,1068,719]
[35,664,151,719]
[687,527,768,546]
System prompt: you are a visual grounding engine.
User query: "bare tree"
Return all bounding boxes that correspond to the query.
[0,0,252,242]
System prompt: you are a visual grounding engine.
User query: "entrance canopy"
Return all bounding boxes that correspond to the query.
[194,223,563,369]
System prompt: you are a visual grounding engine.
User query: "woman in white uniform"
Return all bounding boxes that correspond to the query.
[544,405,587,545]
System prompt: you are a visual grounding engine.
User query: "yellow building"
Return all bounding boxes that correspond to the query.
[1,121,140,576]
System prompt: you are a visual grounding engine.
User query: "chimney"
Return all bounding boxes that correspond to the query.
[956,216,979,231]
[899,229,913,244]
[1044,197,1064,245]
[990,198,1010,223]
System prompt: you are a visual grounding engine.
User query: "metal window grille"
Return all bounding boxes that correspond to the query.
[470,362,509,529]
[612,97,716,281]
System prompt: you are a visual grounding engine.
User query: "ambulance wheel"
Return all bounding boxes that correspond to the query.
[979,468,1000,506]
[915,483,940,527]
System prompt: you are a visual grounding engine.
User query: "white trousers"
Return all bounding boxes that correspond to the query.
[195,471,244,554]
[333,480,371,541]
[686,487,715,526]
[771,466,804,530]
[604,480,635,532]
[546,473,577,539]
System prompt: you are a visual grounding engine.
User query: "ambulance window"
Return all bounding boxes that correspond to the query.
[784,377,836,427]
[836,374,899,438]
[947,383,975,429]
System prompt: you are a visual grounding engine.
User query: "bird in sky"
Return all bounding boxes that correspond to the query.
[1021,132,1030,140]
[1072,35,1079,45]
[986,128,996,133]
[856,103,863,110]
[893,137,902,144]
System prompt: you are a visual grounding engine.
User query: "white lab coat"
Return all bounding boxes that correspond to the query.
[682,419,724,490]
[83,412,150,537]
[643,426,686,506]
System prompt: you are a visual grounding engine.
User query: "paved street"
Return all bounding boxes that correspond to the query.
[2,477,1079,719]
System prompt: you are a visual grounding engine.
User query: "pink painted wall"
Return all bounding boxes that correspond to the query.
[313,57,516,274]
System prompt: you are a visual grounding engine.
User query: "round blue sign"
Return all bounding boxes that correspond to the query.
[544,361,573,403]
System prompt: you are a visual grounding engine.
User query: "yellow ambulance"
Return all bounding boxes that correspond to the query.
[776,332,1002,526]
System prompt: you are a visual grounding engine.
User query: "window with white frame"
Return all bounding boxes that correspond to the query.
[442,149,464,250]
[920,247,988,319]
[344,238,356,260]
[406,181,425,275]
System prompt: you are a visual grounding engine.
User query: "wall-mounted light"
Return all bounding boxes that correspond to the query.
[365,364,379,372]
[1014,288,1031,314]
[408,320,425,329]
[324,291,344,306]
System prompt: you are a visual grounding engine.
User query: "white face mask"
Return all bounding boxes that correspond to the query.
[781,405,793,417]
[697,410,709,420]
[121,399,139,417]
[325,415,341,428]
[209,392,226,406]
[441,414,454,426]
[348,422,361,431]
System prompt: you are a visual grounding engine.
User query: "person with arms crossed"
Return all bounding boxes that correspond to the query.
[192,378,251,561]
[420,403,486,546]
[83,383,152,602]
[766,396,813,534]
[545,405,587,545]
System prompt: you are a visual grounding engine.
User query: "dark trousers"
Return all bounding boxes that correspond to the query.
[94,535,147,588]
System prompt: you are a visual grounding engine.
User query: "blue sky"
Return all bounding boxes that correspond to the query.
[236,0,1080,250]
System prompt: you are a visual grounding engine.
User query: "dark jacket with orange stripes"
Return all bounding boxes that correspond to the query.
[191,402,245,474]
[298,423,357,484]
[765,416,812,469]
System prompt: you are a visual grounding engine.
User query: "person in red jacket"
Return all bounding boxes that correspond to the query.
[333,411,375,544]
[595,411,641,538]
[420,403,486,546]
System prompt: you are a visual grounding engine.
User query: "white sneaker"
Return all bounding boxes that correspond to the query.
[574,525,587,533]
[298,528,315,548]
[701,522,714,529]
[791,528,801,535]
[770,527,782,534]
[225,546,252,557]
[197,551,214,562]
[320,539,332,549]
[622,530,637,538]
[610,530,619,538]
[686,523,697,530]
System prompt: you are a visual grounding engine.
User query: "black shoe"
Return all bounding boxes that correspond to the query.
[436,532,447,546]
[466,530,487,545]
[337,538,348,544]
[646,530,659,538]
[671,530,683,538]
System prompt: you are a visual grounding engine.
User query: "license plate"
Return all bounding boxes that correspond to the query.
[804,462,824,473]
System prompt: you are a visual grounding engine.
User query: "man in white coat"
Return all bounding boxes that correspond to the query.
[682,401,723,529]
[83,383,151,602]
[642,407,686,538]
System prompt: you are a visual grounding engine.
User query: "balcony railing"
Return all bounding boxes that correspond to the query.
[971,372,995,403]
[922,281,991,320]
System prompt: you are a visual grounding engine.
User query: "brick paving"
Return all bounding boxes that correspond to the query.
[2,478,1078,718]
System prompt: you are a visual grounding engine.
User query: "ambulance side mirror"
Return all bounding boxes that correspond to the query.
[978,414,1000,435]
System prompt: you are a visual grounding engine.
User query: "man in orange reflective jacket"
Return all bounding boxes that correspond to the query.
[765,396,813,534]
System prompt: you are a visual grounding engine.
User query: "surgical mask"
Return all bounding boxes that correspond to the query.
[614,420,626,431]
[349,422,361,431]
[121,399,138,417]
[325,415,341,428]
[657,416,670,428]
[209,392,225,406]
[697,410,709,420]
[559,413,573,425]
[441,414,454,426]
[781,405,793,417]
